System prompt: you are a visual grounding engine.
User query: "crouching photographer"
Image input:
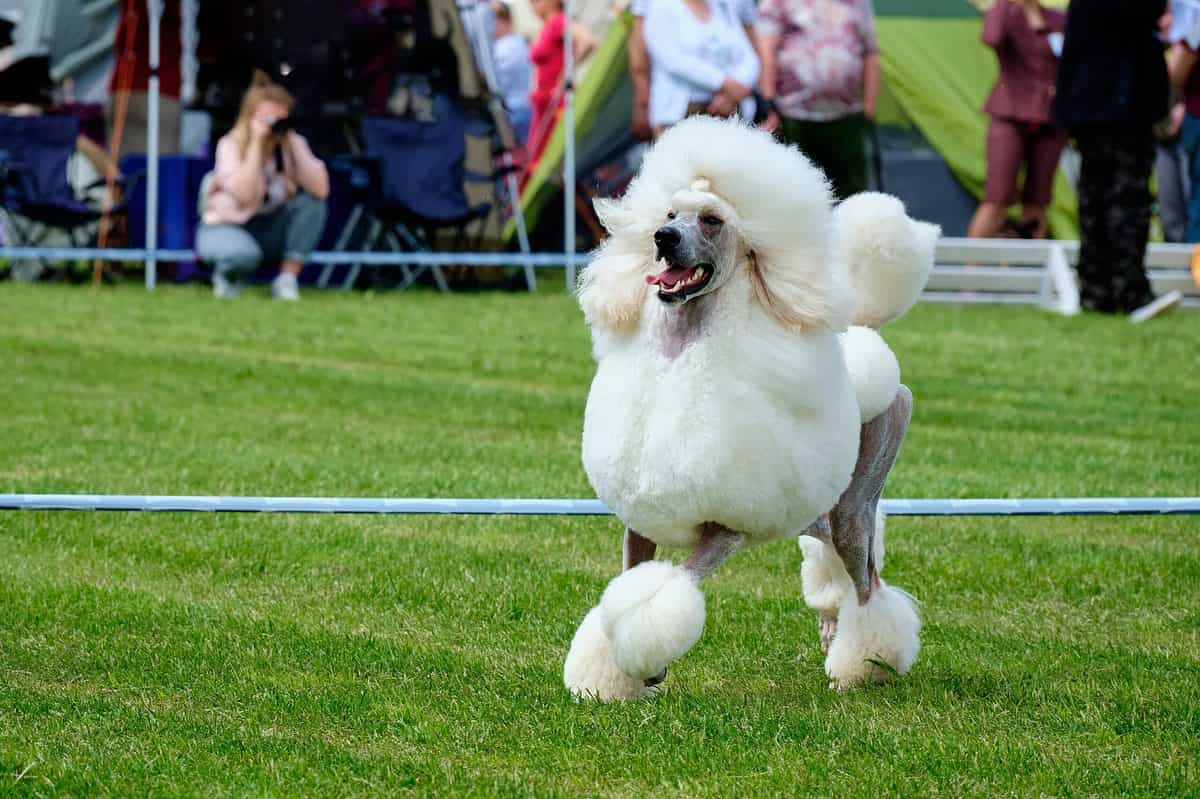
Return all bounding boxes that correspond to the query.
[197,71,329,300]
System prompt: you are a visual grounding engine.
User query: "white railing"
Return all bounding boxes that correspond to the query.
[929,238,1199,314]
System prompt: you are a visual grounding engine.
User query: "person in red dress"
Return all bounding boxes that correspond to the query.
[968,0,1067,240]
[526,0,594,166]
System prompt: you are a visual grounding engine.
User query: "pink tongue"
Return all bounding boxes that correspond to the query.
[646,266,693,287]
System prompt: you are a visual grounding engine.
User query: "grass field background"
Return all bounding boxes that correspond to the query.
[1,282,1198,797]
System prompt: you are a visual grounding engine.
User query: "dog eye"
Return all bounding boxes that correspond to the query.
[666,211,676,220]
[701,215,724,226]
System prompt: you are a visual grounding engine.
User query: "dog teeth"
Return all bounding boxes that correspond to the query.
[658,267,707,294]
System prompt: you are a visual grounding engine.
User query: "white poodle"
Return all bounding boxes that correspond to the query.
[563,116,940,700]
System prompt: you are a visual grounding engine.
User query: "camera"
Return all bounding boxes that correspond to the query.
[270,117,295,134]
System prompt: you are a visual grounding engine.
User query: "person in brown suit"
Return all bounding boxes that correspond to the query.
[968,0,1067,240]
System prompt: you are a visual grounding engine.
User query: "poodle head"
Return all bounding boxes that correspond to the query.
[646,179,742,305]
[578,116,852,336]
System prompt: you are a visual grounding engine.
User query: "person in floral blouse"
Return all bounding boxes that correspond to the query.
[756,0,880,199]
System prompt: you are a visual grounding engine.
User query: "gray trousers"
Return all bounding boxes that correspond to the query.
[196,192,328,276]
[1155,141,1190,243]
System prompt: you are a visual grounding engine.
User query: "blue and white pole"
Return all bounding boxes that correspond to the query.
[145,0,163,290]
[1,495,1198,517]
[563,0,577,292]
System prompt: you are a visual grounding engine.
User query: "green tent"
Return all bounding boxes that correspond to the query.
[510,0,1079,242]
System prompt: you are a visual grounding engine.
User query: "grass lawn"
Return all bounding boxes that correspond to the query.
[1,281,1198,797]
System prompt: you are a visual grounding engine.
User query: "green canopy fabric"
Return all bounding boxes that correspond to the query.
[876,14,1078,238]
[504,12,634,241]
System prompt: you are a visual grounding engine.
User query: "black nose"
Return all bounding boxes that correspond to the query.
[654,227,681,252]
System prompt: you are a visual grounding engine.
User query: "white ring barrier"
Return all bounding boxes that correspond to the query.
[1,494,1197,516]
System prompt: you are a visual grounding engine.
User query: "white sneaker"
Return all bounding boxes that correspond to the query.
[271,272,300,301]
[1129,290,1183,323]
[213,272,241,298]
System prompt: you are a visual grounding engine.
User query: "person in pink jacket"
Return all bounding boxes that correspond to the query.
[197,71,330,300]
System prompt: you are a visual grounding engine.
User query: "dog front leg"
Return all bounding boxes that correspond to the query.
[565,526,663,701]
[606,524,738,687]
[623,528,657,571]
[823,385,921,690]
[600,524,743,687]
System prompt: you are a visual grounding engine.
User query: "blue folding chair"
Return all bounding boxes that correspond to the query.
[0,114,112,278]
[318,97,497,291]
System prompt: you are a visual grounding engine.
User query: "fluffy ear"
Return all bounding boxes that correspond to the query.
[577,195,652,332]
[747,247,852,334]
[577,247,650,333]
[594,197,633,235]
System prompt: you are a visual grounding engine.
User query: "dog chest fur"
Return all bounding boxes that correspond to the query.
[582,281,860,549]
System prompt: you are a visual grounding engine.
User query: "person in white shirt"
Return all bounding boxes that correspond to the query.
[641,0,760,134]
[491,1,532,144]
[629,0,758,138]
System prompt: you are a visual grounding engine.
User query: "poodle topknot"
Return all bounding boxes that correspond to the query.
[578,116,938,339]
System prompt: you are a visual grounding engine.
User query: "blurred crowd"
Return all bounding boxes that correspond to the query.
[492,0,880,198]
[0,0,1195,315]
[970,0,1186,316]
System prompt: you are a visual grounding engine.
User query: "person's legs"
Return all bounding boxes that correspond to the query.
[194,223,263,298]
[970,117,1022,238]
[246,193,329,300]
[780,115,862,199]
[509,106,531,148]
[1018,126,1068,239]
[777,114,812,164]
[279,192,328,272]
[798,114,868,200]
[825,113,869,199]
[1180,114,1200,242]
[1073,129,1119,312]
[1103,130,1155,313]
[1156,141,1188,243]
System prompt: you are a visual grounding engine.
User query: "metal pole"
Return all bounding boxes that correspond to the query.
[562,0,576,291]
[457,0,536,290]
[145,0,162,290]
[2,494,1200,517]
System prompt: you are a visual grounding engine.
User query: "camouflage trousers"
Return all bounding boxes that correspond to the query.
[1074,129,1156,313]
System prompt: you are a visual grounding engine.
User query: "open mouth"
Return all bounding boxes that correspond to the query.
[645,258,714,303]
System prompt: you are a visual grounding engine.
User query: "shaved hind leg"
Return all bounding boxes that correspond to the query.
[829,385,912,605]
[822,385,922,690]
[798,383,910,657]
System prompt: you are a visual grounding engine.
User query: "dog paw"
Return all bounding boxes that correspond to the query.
[599,561,706,681]
[564,606,657,701]
[824,580,920,691]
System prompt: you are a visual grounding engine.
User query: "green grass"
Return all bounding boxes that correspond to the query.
[1,282,1198,798]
